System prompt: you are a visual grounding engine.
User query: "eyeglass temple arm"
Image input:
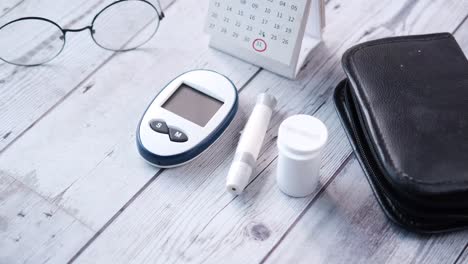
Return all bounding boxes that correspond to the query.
[156,0,165,19]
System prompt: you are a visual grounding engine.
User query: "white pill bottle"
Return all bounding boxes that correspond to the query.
[276,115,328,197]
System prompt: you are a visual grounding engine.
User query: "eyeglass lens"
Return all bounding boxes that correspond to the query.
[0,19,65,66]
[0,0,161,66]
[92,0,160,51]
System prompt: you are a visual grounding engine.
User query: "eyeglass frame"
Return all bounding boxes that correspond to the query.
[0,0,165,66]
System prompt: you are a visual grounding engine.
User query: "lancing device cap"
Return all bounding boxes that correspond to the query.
[226,153,255,195]
[257,93,277,109]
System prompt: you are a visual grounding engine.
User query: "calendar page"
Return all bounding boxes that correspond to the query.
[205,0,308,66]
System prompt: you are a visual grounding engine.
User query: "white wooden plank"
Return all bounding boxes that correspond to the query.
[71,2,468,262]
[456,17,468,55]
[75,93,350,264]
[266,158,468,264]
[456,252,468,264]
[1,0,467,263]
[0,0,258,247]
[0,0,173,152]
[0,0,255,262]
[0,171,93,264]
[0,0,25,18]
[0,0,89,23]
[0,0,111,149]
[73,1,468,263]
[456,243,468,264]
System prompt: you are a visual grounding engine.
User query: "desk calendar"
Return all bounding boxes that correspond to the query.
[205,0,325,79]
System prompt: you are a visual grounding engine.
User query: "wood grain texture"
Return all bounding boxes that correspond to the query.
[0,0,467,263]
[456,252,468,264]
[74,90,351,264]
[456,16,468,54]
[74,0,468,263]
[0,0,25,18]
[0,1,136,263]
[0,0,258,230]
[0,171,93,264]
[0,0,173,152]
[456,243,468,264]
[265,158,468,264]
[0,1,251,263]
[0,3,259,264]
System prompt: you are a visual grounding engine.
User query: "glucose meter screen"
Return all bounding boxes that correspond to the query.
[162,84,224,127]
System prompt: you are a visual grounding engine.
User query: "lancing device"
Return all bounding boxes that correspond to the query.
[226,93,277,195]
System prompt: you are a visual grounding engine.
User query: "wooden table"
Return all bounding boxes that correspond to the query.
[1,0,468,263]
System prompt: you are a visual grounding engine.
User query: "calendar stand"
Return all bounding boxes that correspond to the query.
[207,0,325,79]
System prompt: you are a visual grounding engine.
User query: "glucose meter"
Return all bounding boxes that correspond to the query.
[137,70,238,167]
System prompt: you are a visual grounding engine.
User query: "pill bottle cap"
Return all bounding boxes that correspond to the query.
[278,115,328,158]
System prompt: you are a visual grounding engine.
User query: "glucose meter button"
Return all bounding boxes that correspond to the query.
[150,120,169,134]
[169,127,188,142]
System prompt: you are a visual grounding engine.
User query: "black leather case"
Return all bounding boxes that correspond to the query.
[334,33,468,233]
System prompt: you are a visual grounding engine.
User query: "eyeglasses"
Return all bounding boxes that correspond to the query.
[0,0,164,66]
